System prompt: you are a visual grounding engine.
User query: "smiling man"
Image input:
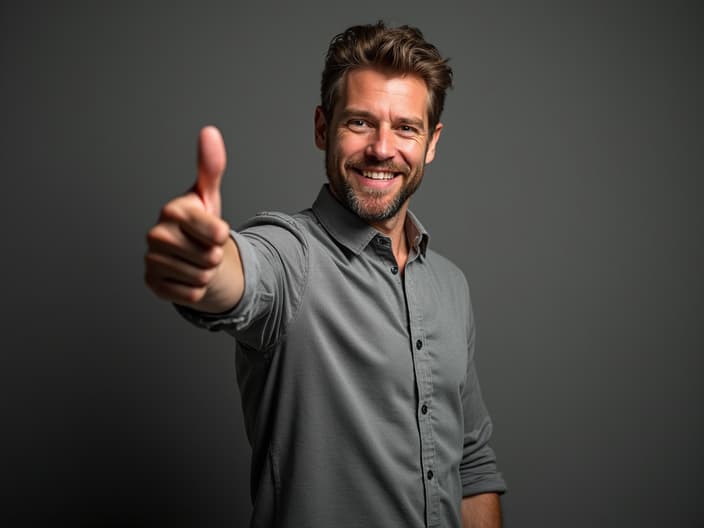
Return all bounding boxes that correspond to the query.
[145,21,506,528]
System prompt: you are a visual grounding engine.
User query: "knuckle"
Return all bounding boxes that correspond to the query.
[143,252,163,270]
[160,199,187,221]
[193,268,213,287]
[185,287,205,304]
[146,224,168,246]
[213,220,230,243]
[204,246,223,267]
[143,257,161,277]
[146,226,158,244]
[159,202,176,220]
[145,277,168,300]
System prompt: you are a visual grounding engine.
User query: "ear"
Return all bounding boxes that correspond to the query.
[424,122,443,164]
[314,106,328,150]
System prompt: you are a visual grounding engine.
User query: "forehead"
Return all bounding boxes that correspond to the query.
[338,68,430,122]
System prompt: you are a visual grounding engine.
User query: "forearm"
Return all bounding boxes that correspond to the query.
[192,236,245,314]
[461,493,502,528]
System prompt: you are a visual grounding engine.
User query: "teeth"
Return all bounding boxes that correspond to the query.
[362,171,395,180]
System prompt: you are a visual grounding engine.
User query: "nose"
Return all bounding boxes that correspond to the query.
[366,125,394,161]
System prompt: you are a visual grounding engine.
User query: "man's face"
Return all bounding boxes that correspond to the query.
[315,68,442,225]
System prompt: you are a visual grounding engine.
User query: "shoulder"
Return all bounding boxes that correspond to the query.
[236,209,326,258]
[238,210,309,244]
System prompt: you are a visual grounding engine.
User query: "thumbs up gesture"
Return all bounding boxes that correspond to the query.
[145,126,244,312]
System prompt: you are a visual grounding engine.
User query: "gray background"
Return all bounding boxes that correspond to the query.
[2,1,702,526]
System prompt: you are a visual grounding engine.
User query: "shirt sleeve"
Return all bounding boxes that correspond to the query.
[175,211,309,353]
[459,286,508,497]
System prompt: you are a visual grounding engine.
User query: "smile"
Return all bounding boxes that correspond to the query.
[361,170,396,180]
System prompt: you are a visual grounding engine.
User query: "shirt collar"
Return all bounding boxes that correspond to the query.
[405,209,430,258]
[311,184,430,258]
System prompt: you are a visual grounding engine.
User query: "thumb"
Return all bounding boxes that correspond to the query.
[196,125,227,217]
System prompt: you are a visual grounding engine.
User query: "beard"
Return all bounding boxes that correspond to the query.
[325,152,425,223]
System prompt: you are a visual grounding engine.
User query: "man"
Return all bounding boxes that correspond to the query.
[145,21,506,528]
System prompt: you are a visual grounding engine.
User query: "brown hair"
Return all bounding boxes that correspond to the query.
[320,21,453,131]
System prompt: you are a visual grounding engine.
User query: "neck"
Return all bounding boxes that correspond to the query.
[370,207,410,271]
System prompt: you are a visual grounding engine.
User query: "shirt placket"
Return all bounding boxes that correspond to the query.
[404,254,440,528]
[372,234,440,527]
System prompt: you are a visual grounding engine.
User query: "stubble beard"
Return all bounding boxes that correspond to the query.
[325,152,424,223]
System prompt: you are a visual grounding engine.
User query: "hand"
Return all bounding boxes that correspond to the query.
[145,126,243,312]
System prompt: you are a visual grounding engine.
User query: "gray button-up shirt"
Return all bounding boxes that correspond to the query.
[180,185,506,527]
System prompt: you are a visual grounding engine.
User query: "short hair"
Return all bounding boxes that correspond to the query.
[320,21,453,131]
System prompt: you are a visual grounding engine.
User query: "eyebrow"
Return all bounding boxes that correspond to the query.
[340,108,426,132]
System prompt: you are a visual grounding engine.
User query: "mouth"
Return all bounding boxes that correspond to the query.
[344,163,407,191]
[347,163,404,179]
[360,170,397,181]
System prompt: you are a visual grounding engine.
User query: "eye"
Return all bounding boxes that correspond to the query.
[347,119,369,131]
[398,124,419,136]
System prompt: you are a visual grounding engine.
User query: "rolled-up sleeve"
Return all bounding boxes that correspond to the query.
[176,212,309,353]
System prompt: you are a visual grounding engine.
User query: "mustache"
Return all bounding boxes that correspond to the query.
[345,160,409,175]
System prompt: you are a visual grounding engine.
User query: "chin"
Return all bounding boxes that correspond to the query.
[350,192,406,222]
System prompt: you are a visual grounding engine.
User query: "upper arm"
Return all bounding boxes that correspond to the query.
[225,213,310,352]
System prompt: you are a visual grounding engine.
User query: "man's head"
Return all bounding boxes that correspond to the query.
[320,21,453,133]
[315,22,453,225]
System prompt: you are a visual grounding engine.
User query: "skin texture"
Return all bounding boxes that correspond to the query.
[462,493,502,528]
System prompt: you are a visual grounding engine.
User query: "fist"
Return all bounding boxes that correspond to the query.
[144,126,231,308]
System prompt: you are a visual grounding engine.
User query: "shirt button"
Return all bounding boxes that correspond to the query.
[421,404,428,415]
[427,470,434,480]
[416,339,423,350]
[390,265,399,275]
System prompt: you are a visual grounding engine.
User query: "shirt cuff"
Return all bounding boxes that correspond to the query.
[462,476,507,497]
[174,229,261,332]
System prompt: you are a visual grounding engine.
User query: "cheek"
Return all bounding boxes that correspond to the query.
[399,144,426,168]
[333,134,367,161]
